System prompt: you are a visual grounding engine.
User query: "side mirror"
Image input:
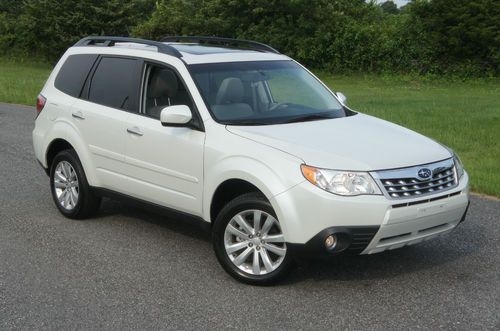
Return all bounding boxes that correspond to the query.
[160,105,192,127]
[336,92,347,105]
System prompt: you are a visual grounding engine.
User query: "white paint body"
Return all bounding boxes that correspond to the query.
[33,45,470,251]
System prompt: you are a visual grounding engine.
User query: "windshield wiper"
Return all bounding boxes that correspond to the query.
[280,113,336,124]
[224,119,274,126]
[224,113,337,126]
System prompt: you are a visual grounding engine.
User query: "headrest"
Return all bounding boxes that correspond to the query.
[148,69,178,98]
[216,77,244,104]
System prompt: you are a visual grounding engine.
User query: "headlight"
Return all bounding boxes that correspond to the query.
[301,164,382,196]
[440,144,465,180]
[453,154,464,179]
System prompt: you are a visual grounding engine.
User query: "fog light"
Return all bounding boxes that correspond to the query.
[325,235,337,250]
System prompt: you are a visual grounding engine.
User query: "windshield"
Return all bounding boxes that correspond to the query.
[189,60,352,125]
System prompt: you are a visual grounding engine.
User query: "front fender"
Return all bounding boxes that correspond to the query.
[203,153,305,238]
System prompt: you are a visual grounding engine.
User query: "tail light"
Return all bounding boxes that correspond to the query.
[36,94,46,118]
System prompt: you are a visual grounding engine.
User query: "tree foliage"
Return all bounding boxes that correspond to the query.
[0,0,498,76]
[408,0,499,74]
[132,0,499,75]
[381,1,399,14]
[0,0,155,60]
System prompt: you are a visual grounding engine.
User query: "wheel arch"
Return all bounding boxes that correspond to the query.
[209,178,265,224]
[204,154,303,224]
[46,138,75,174]
[42,120,98,186]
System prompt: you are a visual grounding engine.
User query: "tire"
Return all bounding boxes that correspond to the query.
[212,192,294,285]
[49,149,101,219]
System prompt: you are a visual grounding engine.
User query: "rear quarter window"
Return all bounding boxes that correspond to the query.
[54,54,98,97]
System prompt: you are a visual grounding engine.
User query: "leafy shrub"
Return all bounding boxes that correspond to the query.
[0,0,155,60]
[132,0,498,76]
[0,0,497,76]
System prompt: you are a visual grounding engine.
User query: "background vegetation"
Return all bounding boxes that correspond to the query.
[0,0,498,76]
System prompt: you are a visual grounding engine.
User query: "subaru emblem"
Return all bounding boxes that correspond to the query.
[417,168,432,179]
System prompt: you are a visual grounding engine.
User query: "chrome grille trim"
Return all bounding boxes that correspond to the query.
[371,158,458,199]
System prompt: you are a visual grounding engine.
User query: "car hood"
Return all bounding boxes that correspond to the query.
[226,113,451,171]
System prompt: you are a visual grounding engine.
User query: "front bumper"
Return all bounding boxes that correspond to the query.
[287,226,380,257]
[271,172,470,256]
[362,197,469,254]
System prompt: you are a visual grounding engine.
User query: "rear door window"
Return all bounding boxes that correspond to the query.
[88,57,141,111]
[54,54,98,97]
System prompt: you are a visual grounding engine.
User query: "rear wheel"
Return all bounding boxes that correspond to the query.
[213,193,293,285]
[49,149,101,219]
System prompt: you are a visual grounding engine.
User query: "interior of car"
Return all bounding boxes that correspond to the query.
[144,65,192,119]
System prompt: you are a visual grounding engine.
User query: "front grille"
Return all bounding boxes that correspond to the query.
[374,159,457,199]
[383,167,455,198]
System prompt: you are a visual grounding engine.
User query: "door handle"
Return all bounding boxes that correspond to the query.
[71,111,85,120]
[126,127,144,136]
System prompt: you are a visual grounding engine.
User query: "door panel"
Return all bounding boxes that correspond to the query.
[71,98,131,191]
[123,114,205,215]
[70,55,142,191]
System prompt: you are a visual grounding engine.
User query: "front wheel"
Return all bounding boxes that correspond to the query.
[212,193,293,285]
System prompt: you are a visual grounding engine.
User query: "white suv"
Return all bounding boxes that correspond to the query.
[33,36,470,284]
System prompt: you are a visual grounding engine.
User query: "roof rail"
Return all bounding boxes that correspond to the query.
[160,36,280,54]
[74,36,182,58]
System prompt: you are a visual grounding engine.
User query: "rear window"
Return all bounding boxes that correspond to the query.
[54,54,98,97]
[88,57,140,111]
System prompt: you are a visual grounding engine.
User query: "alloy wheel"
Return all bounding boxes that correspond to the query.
[224,209,286,275]
[53,160,79,210]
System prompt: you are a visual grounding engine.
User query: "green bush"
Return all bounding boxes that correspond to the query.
[0,0,155,60]
[413,0,499,75]
[0,0,498,76]
[132,0,498,77]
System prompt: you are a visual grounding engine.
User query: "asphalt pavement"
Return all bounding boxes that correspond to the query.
[0,102,498,330]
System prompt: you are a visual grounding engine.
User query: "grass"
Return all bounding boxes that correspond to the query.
[0,58,52,105]
[1,58,498,197]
